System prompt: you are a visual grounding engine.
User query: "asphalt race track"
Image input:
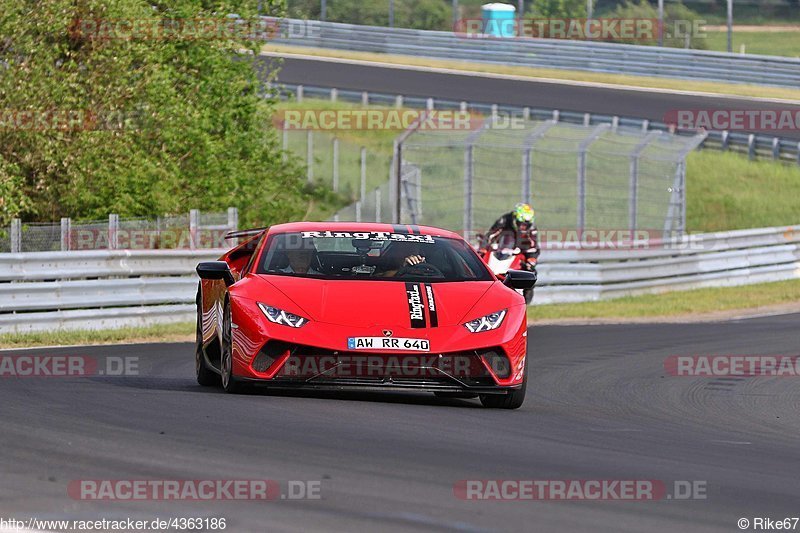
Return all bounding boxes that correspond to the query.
[1,313,798,532]
[265,55,800,141]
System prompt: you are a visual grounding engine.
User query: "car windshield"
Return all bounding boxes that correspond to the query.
[257,231,493,282]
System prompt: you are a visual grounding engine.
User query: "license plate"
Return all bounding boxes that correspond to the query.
[347,337,430,352]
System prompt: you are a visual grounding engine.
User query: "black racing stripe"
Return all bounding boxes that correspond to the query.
[405,282,426,329]
[393,224,409,234]
[424,284,438,328]
[409,225,421,235]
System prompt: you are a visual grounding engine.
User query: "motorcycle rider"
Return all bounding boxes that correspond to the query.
[484,202,540,271]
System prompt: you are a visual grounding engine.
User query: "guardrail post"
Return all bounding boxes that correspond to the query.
[60,217,71,251]
[108,214,119,250]
[772,137,780,160]
[583,113,590,126]
[641,119,649,131]
[552,110,560,122]
[747,134,756,160]
[426,98,434,111]
[523,107,530,121]
[296,85,304,102]
[227,207,238,231]
[721,130,729,150]
[189,209,199,250]
[395,95,403,108]
[332,137,339,192]
[361,91,369,106]
[491,104,498,122]
[611,116,619,131]
[330,88,337,102]
[797,142,800,166]
[10,218,21,253]
[460,101,467,113]
[306,130,314,183]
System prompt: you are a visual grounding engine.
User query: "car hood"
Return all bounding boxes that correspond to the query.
[246,275,500,328]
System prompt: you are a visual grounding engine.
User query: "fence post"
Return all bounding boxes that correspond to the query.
[330,88,338,102]
[395,95,403,108]
[189,209,199,250]
[747,134,756,160]
[552,110,560,122]
[10,218,21,253]
[392,139,401,224]
[523,107,530,121]
[463,144,474,237]
[60,217,71,251]
[460,101,467,113]
[306,130,314,183]
[426,98,434,111]
[296,85,304,102]
[332,137,339,192]
[108,214,119,250]
[629,131,660,232]
[362,91,369,106]
[360,147,367,203]
[227,207,239,231]
[577,124,610,232]
[355,200,362,222]
[522,149,531,204]
[375,189,382,223]
[583,113,590,126]
[772,137,780,160]
[282,128,288,163]
[491,104,498,123]
[721,130,729,150]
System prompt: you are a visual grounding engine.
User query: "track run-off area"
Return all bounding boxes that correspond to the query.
[0,313,798,532]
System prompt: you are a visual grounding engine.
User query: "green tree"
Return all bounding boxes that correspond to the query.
[609,0,707,49]
[527,0,585,19]
[0,0,309,227]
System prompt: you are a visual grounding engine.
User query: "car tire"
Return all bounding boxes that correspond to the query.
[196,288,220,387]
[479,361,527,409]
[220,299,249,394]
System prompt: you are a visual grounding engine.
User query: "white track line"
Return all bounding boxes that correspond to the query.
[262,50,800,105]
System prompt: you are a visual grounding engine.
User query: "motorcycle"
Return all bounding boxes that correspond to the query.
[476,234,537,304]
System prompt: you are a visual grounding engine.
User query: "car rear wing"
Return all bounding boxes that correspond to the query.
[225,227,268,240]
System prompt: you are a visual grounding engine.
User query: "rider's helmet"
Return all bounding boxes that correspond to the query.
[513,202,535,230]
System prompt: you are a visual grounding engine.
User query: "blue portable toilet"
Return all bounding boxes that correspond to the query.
[481,3,517,38]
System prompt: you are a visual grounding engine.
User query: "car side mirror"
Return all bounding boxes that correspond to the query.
[504,269,537,290]
[196,261,235,287]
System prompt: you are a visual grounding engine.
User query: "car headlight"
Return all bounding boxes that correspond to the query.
[258,303,308,328]
[464,309,507,333]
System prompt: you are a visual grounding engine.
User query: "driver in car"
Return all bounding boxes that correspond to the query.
[376,243,427,277]
[280,247,322,275]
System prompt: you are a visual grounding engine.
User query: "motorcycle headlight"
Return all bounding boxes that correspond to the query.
[258,303,308,328]
[464,310,507,333]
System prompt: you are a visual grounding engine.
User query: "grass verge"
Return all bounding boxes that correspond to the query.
[0,322,194,350]
[262,44,800,102]
[528,279,800,321]
[704,30,800,57]
[686,150,800,231]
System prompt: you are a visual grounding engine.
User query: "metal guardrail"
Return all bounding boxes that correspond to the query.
[0,249,224,334]
[0,226,797,333]
[268,18,800,88]
[278,84,800,165]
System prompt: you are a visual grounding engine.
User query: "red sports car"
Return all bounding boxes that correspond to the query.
[195,222,536,408]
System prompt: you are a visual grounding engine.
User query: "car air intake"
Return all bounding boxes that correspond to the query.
[479,349,511,379]
[252,341,293,374]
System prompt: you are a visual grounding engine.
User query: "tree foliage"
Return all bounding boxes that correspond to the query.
[0,0,308,227]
